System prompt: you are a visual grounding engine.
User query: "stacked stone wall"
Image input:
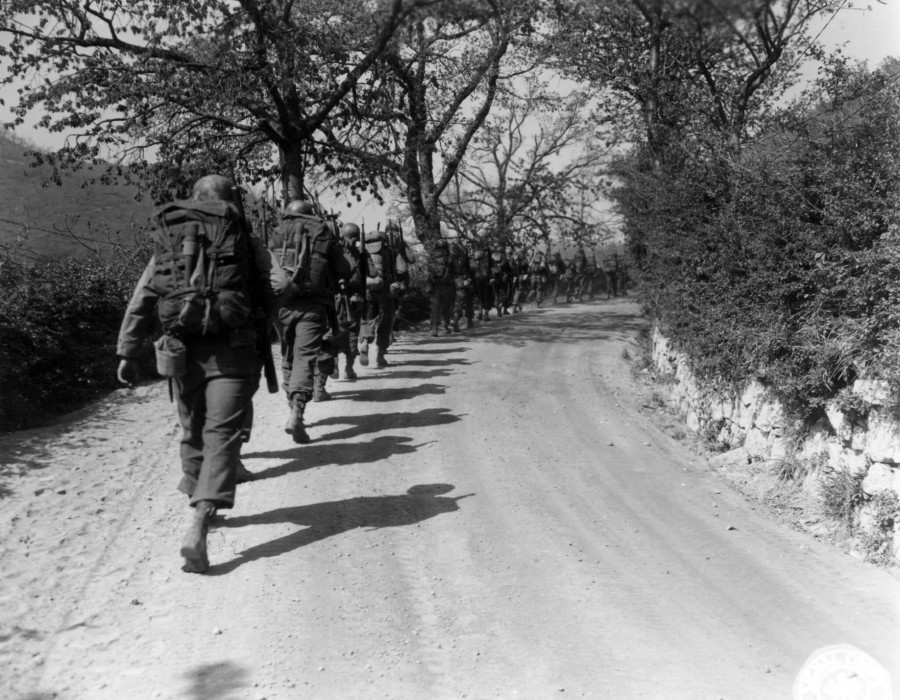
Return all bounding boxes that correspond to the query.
[651,327,900,559]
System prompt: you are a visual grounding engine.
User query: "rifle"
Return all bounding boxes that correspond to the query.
[359,221,369,323]
[231,185,279,394]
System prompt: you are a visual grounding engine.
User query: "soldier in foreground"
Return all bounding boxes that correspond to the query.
[116,174,289,574]
[277,200,350,442]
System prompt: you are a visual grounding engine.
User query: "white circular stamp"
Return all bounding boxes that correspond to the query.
[793,644,893,700]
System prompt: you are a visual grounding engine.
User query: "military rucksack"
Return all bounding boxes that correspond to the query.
[574,253,586,274]
[150,199,253,336]
[365,233,396,286]
[429,243,453,283]
[279,212,335,297]
[470,248,491,281]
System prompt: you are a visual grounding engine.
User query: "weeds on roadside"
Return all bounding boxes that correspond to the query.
[770,457,810,484]
[859,491,900,565]
[819,467,867,534]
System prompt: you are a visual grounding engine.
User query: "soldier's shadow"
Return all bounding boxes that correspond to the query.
[310,407,463,441]
[334,383,448,403]
[351,368,456,381]
[242,435,431,481]
[209,484,473,576]
[389,358,473,368]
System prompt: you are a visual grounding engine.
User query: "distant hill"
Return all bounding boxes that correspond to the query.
[0,131,154,262]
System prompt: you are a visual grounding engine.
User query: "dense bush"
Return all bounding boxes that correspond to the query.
[621,58,900,414]
[0,245,153,431]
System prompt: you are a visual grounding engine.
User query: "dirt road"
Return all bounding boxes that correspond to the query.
[1,300,897,700]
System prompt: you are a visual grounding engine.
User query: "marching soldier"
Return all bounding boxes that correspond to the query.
[359,225,400,367]
[116,174,290,574]
[276,200,350,442]
[452,241,475,330]
[334,223,365,381]
[428,238,457,335]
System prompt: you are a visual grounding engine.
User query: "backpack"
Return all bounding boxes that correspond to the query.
[429,244,453,282]
[471,248,491,281]
[365,233,395,285]
[574,253,586,274]
[280,212,335,297]
[150,199,253,336]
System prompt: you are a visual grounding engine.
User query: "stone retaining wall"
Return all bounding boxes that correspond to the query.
[651,326,900,559]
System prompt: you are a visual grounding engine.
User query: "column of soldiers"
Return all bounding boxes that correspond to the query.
[115,175,421,574]
[115,173,627,574]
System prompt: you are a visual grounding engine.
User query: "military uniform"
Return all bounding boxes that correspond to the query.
[334,224,364,381]
[116,175,290,573]
[548,252,566,304]
[359,229,399,367]
[428,239,457,335]
[276,202,351,441]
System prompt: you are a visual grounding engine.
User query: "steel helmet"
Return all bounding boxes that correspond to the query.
[284,200,315,216]
[340,222,361,239]
[192,175,234,202]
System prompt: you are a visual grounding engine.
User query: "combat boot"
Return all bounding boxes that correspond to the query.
[466,318,474,329]
[375,351,389,368]
[452,318,460,332]
[284,400,310,444]
[358,338,369,366]
[430,325,439,337]
[313,373,331,402]
[342,355,357,381]
[444,324,452,335]
[181,500,216,573]
[236,460,255,483]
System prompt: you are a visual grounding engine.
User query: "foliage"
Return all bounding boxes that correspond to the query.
[623,57,900,413]
[439,75,614,251]
[818,467,866,534]
[0,246,153,431]
[0,0,436,202]
[859,491,900,565]
[318,0,541,248]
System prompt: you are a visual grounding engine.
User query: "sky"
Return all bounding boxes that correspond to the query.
[1,1,898,228]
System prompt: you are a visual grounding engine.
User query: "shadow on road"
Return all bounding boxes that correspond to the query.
[209,484,473,575]
[388,346,469,355]
[243,435,431,481]
[389,358,473,367]
[473,302,647,348]
[184,661,247,700]
[311,407,462,441]
[333,383,448,403]
[348,368,458,381]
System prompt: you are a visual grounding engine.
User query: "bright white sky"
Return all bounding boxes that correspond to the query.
[1,1,897,228]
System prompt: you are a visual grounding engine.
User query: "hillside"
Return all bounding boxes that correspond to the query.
[0,131,154,261]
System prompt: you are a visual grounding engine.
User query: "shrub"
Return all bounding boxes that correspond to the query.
[620,58,900,419]
[819,467,867,534]
[0,244,153,432]
[859,491,900,565]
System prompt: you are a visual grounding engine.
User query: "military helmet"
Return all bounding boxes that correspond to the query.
[340,222,361,239]
[385,220,400,233]
[284,199,315,216]
[192,174,234,202]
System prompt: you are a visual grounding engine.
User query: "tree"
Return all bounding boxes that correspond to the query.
[0,0,439,201]
[317,0,539,247]
[547,0,843,163]
[440,76,613,251]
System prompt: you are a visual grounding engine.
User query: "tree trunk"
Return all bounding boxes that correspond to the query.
[280,144,306,204]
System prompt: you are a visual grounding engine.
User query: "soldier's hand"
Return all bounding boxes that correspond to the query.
[117,359,140,387]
